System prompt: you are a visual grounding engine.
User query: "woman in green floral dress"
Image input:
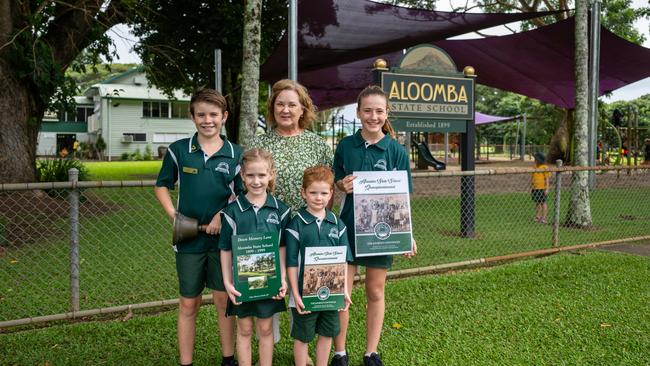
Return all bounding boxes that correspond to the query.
[250,79,333,212]
[249,80,333,364]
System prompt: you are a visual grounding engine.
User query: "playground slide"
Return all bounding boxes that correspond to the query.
[415,141,446,171]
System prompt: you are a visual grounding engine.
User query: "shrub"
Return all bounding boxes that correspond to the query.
[36,158,89,182]
[120,152,130,161]
[143,145,153,161]
[95,136,107,160]
[130,148,142,161]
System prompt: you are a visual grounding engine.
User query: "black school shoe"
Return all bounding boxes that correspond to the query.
[221,357,238,366]
[330,354,349,366]
[363,353,383,366]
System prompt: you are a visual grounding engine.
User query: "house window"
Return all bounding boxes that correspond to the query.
[171,102,189,118]
[75,107,94,122]
[153,133,190,143]
[59,106,93,122]
[143,101,170,118]
[122,133,147,142]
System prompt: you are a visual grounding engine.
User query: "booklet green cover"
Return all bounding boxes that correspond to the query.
[232,231,281,303]
[301,246,347,312]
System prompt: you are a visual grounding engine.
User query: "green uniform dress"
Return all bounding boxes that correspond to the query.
[156,134,243,295]
[333,130,412,269]
[219,194,291,318]
[250,129,333,212]
[285,208,353,342]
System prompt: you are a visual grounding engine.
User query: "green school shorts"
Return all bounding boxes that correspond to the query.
[226,298,286,319]
[290,307,340,343]
[351,254,393,269]
[175,251,225,297]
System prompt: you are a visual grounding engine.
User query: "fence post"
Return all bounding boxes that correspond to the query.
[552,160,563,247]
[68,168,80,312]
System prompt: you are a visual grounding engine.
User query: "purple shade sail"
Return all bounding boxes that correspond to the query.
[262,4,650,110]
[262,0,561,81]
[475,112,521,125]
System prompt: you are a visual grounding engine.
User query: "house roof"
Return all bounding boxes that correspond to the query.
[84,84,190,101]
[100,66,145,84]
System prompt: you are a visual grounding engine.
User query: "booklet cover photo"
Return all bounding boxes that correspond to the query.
[232,231,281,302]
[301,246,347,311]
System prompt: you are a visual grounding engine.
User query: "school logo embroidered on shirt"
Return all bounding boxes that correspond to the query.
[374,159,387,170]
[191,144,197,152]
[266,212,280,224]
[328,228,339,239]
[215,162,230,174]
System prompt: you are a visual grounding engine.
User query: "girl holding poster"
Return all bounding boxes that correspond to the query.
[332,85,417,366]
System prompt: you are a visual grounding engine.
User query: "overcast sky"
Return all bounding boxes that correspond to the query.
[107,0,650,105]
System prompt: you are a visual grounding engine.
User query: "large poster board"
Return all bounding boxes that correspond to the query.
[352,171,413,257]
[232,231,281,302]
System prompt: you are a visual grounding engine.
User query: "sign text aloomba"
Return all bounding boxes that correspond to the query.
[381,72,474,121]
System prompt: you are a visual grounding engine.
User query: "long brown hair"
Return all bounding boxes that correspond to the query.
[356,85,396,139]
[241,148,276,193]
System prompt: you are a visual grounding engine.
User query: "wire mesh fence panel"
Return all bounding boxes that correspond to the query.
[1,166,649,325]
[0,189,72,320]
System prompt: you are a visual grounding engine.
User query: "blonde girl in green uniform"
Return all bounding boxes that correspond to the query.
[219,148,289,366]
[332,86,417,366]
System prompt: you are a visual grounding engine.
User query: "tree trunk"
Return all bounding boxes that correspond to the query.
[565,0,593,228]
[0,59,41,183]
[238,0,263,149]
[547,109,572,164]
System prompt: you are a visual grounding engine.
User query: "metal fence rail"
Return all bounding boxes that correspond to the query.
[1,165,649,328]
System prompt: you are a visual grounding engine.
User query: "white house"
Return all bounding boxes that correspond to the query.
[38,67,197,160]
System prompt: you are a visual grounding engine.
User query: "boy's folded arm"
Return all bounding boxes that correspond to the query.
[154,186,176,220]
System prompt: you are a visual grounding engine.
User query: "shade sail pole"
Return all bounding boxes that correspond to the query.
[588,0,601,187]
[289,0,298,81]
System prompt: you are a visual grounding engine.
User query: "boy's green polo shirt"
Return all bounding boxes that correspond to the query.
[218,194,291,251]
[333,130,412,267]
[285,208,352,306]
[156,133,243,253]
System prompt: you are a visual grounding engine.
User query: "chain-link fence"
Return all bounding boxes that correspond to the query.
[1,165,649,328]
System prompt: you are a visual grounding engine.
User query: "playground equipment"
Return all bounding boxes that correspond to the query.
[413,140,446,171]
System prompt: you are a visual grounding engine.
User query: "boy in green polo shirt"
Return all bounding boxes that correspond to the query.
[286,166,353,366]
[155,89,242,366]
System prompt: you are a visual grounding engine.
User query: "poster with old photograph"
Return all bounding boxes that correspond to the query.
[353,170,412,257]
[301,246,347,311]
[232,231,281,302]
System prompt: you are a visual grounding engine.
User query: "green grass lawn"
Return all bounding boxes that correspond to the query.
[2,184,649,322]
[1,250,648,365]
[84,160,162,180]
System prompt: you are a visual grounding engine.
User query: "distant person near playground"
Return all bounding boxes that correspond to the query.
[531,152,551,224]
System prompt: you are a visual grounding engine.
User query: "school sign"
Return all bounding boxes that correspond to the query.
[378,45,475,133]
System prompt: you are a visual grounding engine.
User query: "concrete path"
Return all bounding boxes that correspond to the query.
[599,241,650,257]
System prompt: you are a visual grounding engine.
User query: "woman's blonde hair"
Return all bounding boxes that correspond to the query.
[266,79,317,130]
[356,85,396,139]
[241,148,276,193]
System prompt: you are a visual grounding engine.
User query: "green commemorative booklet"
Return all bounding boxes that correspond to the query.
[352,170,413,257]
[232,231,281,302]
[301,246,347,311]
